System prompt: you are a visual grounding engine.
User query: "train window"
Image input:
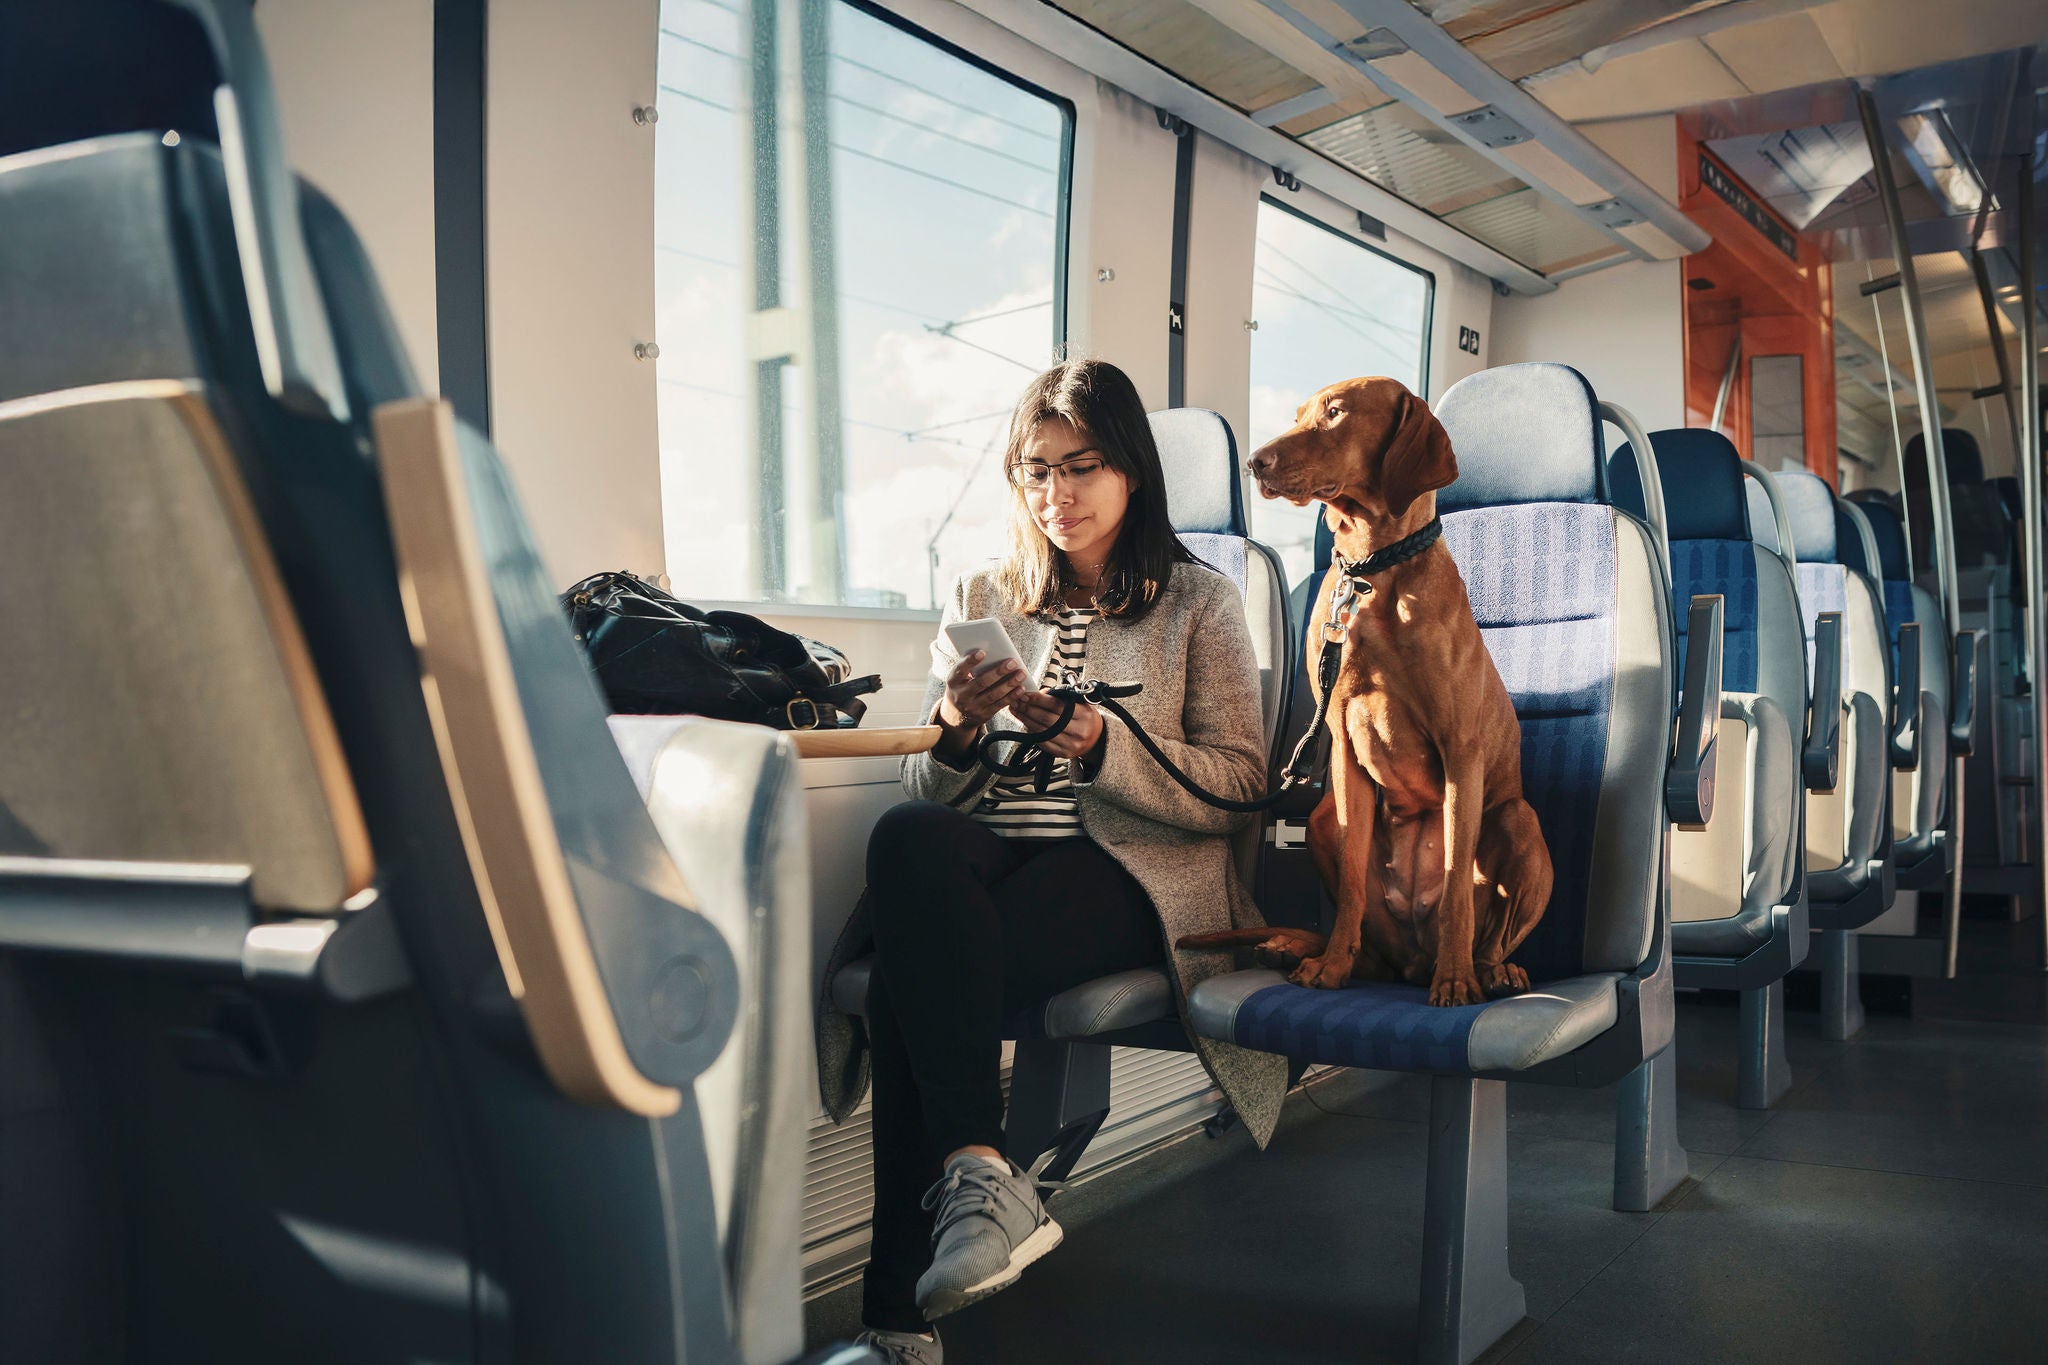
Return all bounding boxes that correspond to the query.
[654,0,1072,611]
[1246,197,1432,588]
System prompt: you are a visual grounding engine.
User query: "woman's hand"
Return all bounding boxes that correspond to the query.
[938,651,1027,739]
[1011,689,1105,761]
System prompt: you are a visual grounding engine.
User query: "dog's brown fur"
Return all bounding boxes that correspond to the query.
[1181,378,1551,1004]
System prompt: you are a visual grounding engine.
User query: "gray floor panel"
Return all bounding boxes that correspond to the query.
[1498,1155,2048,1365]
[1736,1016,2048,1186]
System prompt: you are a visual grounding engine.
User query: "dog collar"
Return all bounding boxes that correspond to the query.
[1332,515,1443,587]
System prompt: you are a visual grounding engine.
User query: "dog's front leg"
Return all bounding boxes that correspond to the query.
[1429,747,1487,1006]
[1296,698,1375,990]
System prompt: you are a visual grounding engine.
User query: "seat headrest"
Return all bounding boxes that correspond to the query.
[1907,428,1984,485]
[1150,408,1243,536]
[1773,469,1839,564]
[1609,428,1747,542]
[1834,499,1880,578]
[1847,492,1911,581]
[1745,477,1780,555]
[1435,363,1607,514]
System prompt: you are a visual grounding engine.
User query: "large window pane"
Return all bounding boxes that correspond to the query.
[1247,199,1431,588]
[655,0,1070,610]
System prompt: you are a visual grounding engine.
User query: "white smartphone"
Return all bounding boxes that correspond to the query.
[941,617,1024,678]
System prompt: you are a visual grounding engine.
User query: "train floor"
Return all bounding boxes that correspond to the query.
[806,917,2048,1363]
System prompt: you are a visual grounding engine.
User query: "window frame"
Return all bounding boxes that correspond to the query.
[843,0,1077,354]
[1254,191,1437,403]
[651,0,1077,621]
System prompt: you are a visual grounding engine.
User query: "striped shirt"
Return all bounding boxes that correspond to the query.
[972,606,1097,839]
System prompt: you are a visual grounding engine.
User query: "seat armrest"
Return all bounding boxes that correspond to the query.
[1892,622,1921,772]
[1951,629,1981,756]
[1668,594,1723,825]
[1804,612,1842,791]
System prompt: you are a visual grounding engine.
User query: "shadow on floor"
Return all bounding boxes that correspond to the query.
[806,920,2048,1364]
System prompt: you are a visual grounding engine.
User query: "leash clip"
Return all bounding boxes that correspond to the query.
[1321,576,1357,644]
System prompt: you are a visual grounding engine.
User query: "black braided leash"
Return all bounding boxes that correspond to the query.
[974,516,1444,813]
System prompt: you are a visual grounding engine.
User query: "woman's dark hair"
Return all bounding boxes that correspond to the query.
[995,359,1195,622]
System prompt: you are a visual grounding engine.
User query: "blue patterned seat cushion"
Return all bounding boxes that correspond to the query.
[1671,538,1758,692]
[1234,981,1486,1070]
[1796,563,1847,677]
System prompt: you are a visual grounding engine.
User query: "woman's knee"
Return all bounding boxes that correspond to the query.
[865,800,976,893]
[868,799,956,861]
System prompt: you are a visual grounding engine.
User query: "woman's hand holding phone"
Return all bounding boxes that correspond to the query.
[937,651,1026,754]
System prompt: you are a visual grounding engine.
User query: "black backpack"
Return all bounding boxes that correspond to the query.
[561,571,881,729]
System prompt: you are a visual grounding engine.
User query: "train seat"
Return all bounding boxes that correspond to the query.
[825,406,1294,1179]
[1612,433,1808,964]
[1186,362,1689,1365]
[1609,430,1814,1110]
[1848,495,1952,884]
[1154,407,1297,886]
[1920,428,2026,867]
[1772,476,1897,924]
[0,6,849,1356]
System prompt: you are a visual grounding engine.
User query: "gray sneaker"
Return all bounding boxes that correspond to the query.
[853,1326,943,1364]
[914,1154,1063,1320]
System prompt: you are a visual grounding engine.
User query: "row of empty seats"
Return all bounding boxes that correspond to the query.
[0,3,870,1361]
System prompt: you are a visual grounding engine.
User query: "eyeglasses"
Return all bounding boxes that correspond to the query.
[1008,456,1107,490]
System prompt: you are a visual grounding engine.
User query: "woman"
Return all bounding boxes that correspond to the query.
[840,359,1286,1363]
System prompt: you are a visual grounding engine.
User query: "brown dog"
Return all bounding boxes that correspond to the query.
[1182,377,1551,1005]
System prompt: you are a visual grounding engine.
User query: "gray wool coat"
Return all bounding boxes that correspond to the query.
[815,560,1288,1148]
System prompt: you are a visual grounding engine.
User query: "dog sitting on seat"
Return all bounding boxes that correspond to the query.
[1181,377,1551,1004]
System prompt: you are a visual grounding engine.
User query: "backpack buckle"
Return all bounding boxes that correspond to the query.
[785,697,822,730]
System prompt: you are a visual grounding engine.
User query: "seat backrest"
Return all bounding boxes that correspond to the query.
[1608,429,1804,728]
[1152,408,1292,776]
[1847,492,1951,832]
[1847,493,1921,656]
[0,359,373,913]
[1435,363,1673,982]
[0,118,793,1365]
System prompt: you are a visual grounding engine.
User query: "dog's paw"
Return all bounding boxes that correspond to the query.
[1479,963,1529,998]
[1428,969,1484,1007]
[1288,953,1355,990]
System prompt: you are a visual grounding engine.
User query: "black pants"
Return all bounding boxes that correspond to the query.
[860,799,1163,1333]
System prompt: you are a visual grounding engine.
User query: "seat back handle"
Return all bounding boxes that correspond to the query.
[1668,594,1723,826]
[1950,629,1981,756]
[1892,621,1922,772]
[1805,612,1843,791]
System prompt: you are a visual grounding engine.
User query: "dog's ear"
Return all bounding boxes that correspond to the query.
[1378,392,1458,518]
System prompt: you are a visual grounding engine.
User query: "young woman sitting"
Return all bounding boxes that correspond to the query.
[845,358,1286,1363]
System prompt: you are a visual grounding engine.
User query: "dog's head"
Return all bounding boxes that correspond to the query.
[1246,377,1457,528]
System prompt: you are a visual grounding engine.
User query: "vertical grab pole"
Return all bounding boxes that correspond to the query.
[740,0,786,600]
[2020,144,2047,964]
[1858,84,1965,976]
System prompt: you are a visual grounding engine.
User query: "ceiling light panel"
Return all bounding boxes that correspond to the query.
[1442,184,1636,275]
[1301,100,1530,216]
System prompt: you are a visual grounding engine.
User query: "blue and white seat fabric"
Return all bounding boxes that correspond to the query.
[1187,363,1674,1076]
[1850,496,1950,863]
[1773,473,1892,905]
[1608,430,1801,963]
